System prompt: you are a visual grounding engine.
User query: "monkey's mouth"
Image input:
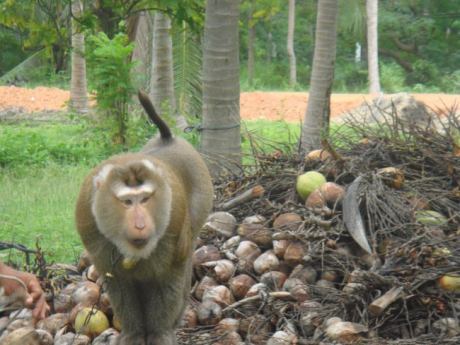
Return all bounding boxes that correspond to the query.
[129,238,148,248]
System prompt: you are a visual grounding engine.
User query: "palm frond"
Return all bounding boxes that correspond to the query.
[172,21,202,121]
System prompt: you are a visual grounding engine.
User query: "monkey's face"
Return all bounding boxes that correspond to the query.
[91,159,172,260]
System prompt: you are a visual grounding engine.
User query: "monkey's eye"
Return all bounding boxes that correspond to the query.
[141,196,150,204]
[122,199,133,206]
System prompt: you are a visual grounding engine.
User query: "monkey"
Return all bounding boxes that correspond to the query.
[75,91,213,345]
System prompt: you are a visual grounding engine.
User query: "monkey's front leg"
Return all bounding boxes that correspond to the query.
[105,278,146,345]
[141,277,188,345]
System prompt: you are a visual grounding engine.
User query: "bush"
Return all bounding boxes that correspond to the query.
[333,60,367,92]
[380,62,406,92]
[86,32,137,146]
[0,123,116,172]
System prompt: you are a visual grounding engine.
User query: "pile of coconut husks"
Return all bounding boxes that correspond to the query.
[1,107,459,345]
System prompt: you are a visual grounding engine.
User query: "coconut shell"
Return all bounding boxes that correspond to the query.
[216,318,240,334]
[238,223,273,248]
[192,245,222,267]
[284,241,306,266]
[71,281,101,306]
[214,331,243,345]
[245,283,268,298]
[305,189,326,209]
[203,212,237,238]
[202,285,234,307]
[260,271,287,291]
[0,327,40,345]
[212,259,236,283]
[273,213,302,231]
[196,300,222,326]
[180,306,198,328]
[253,250,280,275]
[283,278,309,302]
[289,265,317,284]
[305,149,332,163]
[319,182,346,205]
[377,167,405,189]
[195,276,218,301]
[273,240,289,258]
[36,313,69,336]
[229,274,256,300]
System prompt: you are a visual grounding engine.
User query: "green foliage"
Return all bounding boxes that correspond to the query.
[86,32,136,145]
[380,62,406,93]
[0,0,69,72]
[0,28,28,75]
[333,60,367,92]
[0,165,87,264]
[173,22,203,119]
[0,121,120,173]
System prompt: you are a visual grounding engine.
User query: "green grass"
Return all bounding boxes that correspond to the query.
[0,164,88,265]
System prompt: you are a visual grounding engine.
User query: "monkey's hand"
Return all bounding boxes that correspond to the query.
[117,333,146,345]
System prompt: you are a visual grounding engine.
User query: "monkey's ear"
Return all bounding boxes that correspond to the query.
[93,164,114,190]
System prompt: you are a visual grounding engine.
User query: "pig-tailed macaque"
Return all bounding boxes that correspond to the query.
[75,91,213,345]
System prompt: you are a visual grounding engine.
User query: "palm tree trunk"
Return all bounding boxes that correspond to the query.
[366,0,381,94]
[69,0,88,114]
[247,0,256,86]
[287,0,297,86]
[301,0,338,154]
[150,11,176,116]
[201,0,241,177]
[131,11,153,90]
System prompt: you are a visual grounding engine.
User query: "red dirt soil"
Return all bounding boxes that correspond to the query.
[0,86,458,122]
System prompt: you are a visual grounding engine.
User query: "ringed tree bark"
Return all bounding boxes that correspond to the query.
[131,12,153,90]
[301,0,339,154]
[366,0,381,94]
[201,0,241,177]
[287,0,297,86]
[69,0,88,114]
[150,11,177,118]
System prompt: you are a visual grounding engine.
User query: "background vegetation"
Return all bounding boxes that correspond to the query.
[0,0,458,264]
[1,0,459,93]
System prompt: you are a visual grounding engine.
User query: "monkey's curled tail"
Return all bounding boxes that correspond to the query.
[138,90,172,140]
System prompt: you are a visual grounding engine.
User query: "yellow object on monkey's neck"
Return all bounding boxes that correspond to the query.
[121,257,139,270]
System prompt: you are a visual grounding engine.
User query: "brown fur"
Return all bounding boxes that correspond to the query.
[75,94,213,345]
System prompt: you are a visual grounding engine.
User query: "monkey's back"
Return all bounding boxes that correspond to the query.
[142,136,214,234]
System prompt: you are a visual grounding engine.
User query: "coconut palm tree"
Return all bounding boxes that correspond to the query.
[366,0,381,94]
[287,0,297,86]
[150,11,176,117]
[201,0,241,177]
[69,0,88,114]
[301,0,338,154]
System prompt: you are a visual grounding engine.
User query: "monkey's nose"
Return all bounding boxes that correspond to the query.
[129,238,148,248]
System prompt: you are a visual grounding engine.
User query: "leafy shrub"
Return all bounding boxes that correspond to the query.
[409,60,440,86]
[440,70,460,93]
[86,32,137,146]
[380,62,406,92]
[333,60,367,92]
[0,123,117,172]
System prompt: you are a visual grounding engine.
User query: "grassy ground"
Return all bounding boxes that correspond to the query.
[0,118,302,264]
[0,165,88,265]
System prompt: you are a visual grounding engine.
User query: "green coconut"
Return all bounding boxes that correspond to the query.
[415,210,447,226]
[296,171,327,200]
[74,307,109,338]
